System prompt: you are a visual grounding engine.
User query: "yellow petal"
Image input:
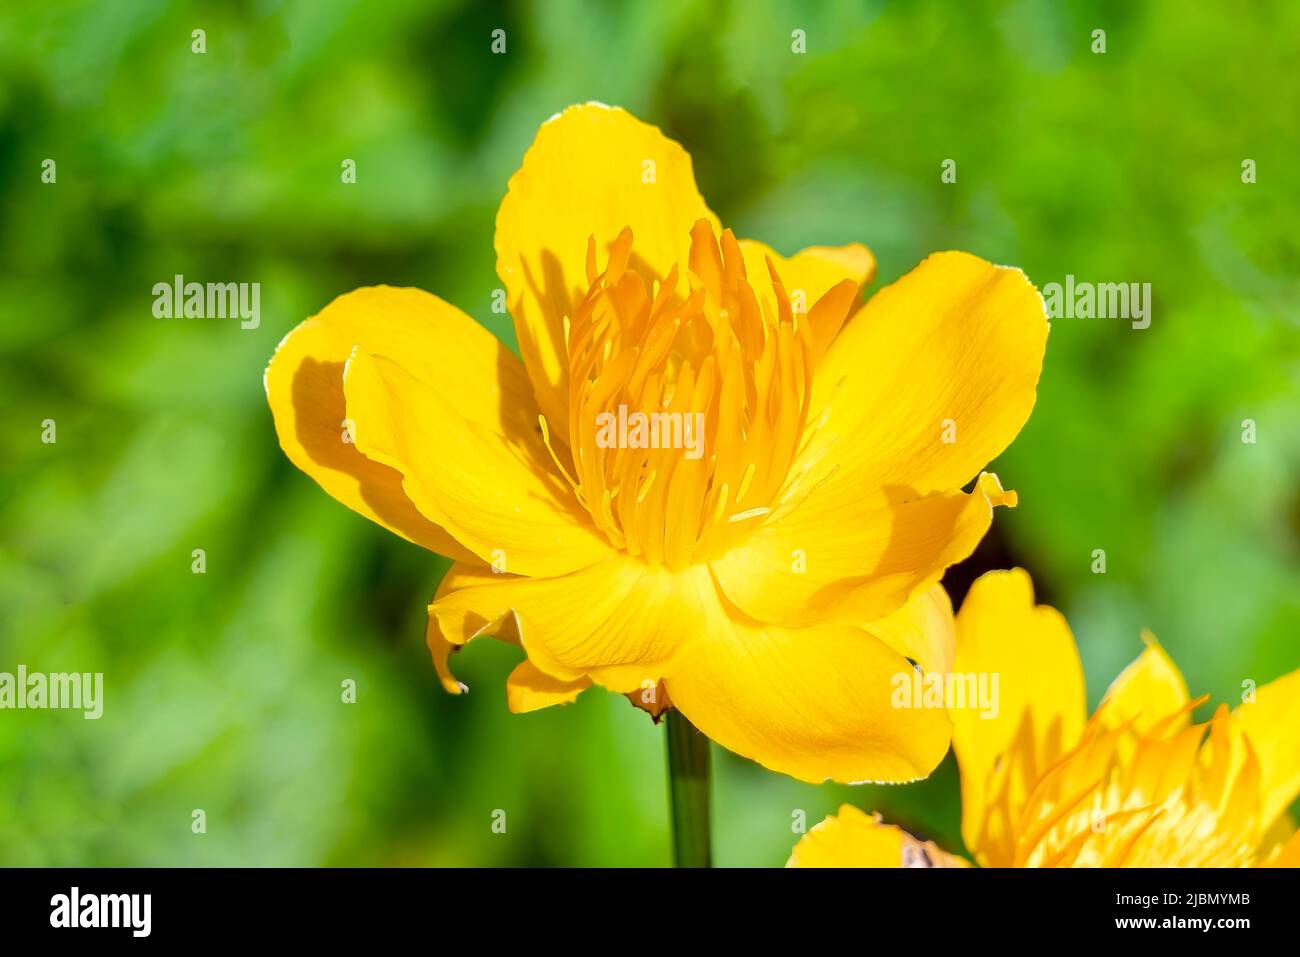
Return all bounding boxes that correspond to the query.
[1256,810,1295,867]
[1232,666,1300,830]
[801,250,1048,497]
[435,552,949,784]
[628,680,673,720]
[709,471,1015,627]
[738,238,876,355]
[495,103,719,429]
[505,659,591,713]
[666,582,954,784]
[740,240,876,302]
[265,286,540,561]
[951,568,1086,867]
[786,804,969,868]
[707,250,1040,628]
[430,555,690,693]
[426,562,519,694]
[343,350,614,577]
[865,583,957,678]
[428,564,593,709]
[1098,630,1190,739]
[1262,827,1300,868]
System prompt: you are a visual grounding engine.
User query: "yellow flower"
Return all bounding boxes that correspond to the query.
[789,569,1300,865]
[264,103,1048,784]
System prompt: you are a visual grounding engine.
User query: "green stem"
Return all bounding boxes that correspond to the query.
[665,709,712,867]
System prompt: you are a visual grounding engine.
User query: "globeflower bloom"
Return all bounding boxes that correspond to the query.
[789,569,1300,865]
[265,103,1048,784]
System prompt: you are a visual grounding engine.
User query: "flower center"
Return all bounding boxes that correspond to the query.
[1010,708,1261,867]
[541,220,828,570]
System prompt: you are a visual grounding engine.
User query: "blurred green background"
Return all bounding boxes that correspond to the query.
[1,0,1296,866]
